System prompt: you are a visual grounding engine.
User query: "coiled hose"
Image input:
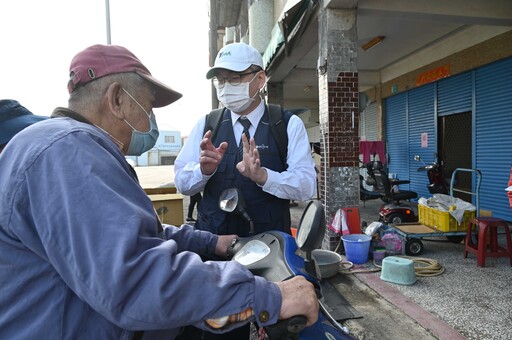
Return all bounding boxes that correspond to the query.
[394,255,445,277]
[339,255,445,276]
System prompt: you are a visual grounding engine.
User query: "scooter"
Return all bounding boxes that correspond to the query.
[414,154,448,194]
[219,188,354,340]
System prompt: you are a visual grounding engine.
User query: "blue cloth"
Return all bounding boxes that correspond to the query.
[196,108,291,237]
[0,111,281,339]
[0,99,47,145]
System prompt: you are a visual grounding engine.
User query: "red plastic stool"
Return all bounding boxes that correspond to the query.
[463,217,512,267]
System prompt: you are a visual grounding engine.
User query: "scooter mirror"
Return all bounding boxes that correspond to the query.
[219,188,240,213]
[219,188,254,235]
[414,155,420,161]
[295,200,325,251]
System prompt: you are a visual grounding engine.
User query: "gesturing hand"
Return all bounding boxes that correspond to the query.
[236,134,268,185]
[200,130,228,176]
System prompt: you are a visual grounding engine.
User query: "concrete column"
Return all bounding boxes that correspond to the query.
[318,7,360,251]
[266,82,284,106]
[224,27,235,45]
[248,0,273,54]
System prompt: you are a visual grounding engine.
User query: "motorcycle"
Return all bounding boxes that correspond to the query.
[219,188,354,340]
[414,154,448,194]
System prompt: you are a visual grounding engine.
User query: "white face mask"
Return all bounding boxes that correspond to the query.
[216,73,260,113]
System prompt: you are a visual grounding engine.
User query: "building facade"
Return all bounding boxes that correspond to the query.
[126,130,181,166]
[208,0,512,246]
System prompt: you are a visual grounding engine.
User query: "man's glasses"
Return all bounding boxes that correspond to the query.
[213,70,260,88]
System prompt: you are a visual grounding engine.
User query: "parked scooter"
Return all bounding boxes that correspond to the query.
[219,188,354,340]
[414,154,448,194]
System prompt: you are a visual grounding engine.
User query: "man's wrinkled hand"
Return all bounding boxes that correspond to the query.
[200,130,228,176]
[236,134,268,185]
[275,276,318,327]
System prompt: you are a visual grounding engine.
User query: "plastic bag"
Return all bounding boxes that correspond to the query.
[328,209,349,235]
[364,221,384,236]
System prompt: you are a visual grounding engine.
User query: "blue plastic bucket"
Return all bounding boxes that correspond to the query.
[341,234,372,264]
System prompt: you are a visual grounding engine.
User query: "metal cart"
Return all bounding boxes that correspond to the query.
[389,168,482,256]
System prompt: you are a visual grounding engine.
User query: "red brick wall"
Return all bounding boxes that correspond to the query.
[326,72,360,167]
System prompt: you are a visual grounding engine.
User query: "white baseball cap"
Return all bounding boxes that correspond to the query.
[206,42,264,79]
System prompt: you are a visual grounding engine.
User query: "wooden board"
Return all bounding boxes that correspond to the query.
[393,223,443,234]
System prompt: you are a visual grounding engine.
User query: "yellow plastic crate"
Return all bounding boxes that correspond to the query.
[418,204,475,232]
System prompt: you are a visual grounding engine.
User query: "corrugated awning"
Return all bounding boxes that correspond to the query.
[262,0,311,68]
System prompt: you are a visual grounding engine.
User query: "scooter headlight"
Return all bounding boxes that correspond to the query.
[233,240,271,265]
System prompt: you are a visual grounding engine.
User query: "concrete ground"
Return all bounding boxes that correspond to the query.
[137,166,512,340]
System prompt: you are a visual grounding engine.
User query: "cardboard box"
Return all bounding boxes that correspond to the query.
[148,193,184,226]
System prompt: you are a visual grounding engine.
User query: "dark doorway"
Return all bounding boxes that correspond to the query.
[438,112,472,202]
[161,156,176,165]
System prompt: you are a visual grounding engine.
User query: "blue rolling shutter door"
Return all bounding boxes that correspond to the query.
[407,84,436,198]
[385,94,409,188]
[438,72,472,116]
[385,86,436,198]
[475,58,512,221]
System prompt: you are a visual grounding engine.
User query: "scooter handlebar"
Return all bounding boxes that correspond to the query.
[264,315,307,340]
[417,164,435,171]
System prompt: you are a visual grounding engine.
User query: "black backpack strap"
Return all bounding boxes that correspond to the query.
[267,104,289,161]
[203,108,225,141]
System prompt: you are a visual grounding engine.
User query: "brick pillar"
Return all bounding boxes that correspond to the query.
[318,7,360,251]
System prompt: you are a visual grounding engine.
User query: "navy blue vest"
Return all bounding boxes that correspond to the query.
[195,107,291,237]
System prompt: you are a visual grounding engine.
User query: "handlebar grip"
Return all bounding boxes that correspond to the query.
[264,315,307,340]
[226,238,242,259]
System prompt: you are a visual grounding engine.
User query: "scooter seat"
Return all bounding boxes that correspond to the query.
[391,190,417,202]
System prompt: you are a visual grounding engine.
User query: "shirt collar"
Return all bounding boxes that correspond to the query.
[230,100,265,128]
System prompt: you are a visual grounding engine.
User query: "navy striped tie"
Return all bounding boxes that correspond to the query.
[238,117,251,160]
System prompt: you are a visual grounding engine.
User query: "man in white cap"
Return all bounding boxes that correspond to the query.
[174,42,316,339]
[0,44,318,339]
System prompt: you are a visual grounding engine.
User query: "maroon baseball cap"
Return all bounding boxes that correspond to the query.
[68,44,182,108]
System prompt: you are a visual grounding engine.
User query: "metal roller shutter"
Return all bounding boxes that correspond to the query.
[475,57,512,220]
[361,102,378,141]
[438,72,472,116]
[385,93,409,184]
[407,84,436,198]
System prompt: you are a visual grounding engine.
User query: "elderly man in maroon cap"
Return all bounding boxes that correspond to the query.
[0,44,318,339]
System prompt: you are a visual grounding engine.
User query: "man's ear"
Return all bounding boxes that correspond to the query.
[257,71,267,90]
[106,82,126,120]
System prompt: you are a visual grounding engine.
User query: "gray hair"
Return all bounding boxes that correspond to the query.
[68,73,146,113]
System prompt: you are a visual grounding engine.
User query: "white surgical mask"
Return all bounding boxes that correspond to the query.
[216,73,260,113]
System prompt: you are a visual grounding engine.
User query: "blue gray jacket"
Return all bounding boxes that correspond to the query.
[0,109,280,339]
